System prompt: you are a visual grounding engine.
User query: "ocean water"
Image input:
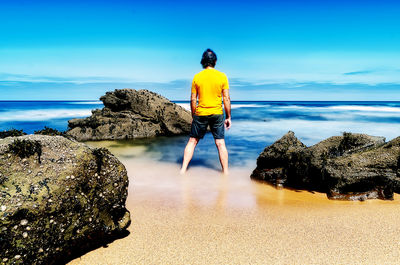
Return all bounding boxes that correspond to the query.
[1,100,400,170]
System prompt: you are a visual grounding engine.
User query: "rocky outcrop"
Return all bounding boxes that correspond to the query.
[66,89,192,141]
[251,131,400,200]
[0,135,130,264]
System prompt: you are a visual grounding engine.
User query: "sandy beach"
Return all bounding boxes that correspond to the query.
[68,141,400,265]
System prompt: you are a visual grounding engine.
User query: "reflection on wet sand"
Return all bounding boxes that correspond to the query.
[69,142,400,265]
[180,169,229,215]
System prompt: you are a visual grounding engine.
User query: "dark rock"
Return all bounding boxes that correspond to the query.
[251,131,399,200]
[0,135,130,264]
[0,129,26,139]
[34,126,65,137]
[66,89,192,141]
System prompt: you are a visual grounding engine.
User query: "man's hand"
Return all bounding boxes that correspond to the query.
[190,92,197,117]
[222,89,231,130]
[224,117,231,129]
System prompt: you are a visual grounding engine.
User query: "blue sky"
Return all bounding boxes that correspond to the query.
[1,0,400,100]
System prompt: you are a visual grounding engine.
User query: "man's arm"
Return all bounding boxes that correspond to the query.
[222,89,231,129]
[190,92,197,117]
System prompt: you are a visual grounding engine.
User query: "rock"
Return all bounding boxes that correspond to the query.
[0,129,26,139]
[66,89,192,141]
[251,131,400,200]
[34,126,65,137]
[0,135,130,264]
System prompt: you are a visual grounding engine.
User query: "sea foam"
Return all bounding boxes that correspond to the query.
[0,109,91,121]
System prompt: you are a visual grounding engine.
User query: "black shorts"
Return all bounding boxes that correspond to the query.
[189,114,225,139]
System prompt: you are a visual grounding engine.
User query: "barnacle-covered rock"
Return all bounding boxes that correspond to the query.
[0,135,130,264]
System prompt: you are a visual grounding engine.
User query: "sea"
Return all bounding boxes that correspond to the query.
[1,100,400,170]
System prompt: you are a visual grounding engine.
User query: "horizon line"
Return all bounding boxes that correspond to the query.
[2,100,400,103]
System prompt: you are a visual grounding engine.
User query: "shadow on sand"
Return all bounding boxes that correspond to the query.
[57,230,130,264]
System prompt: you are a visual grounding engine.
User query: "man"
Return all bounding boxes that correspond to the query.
[180,48,231,175]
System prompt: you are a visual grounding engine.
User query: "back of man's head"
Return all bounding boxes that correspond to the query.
[201,49,217,68]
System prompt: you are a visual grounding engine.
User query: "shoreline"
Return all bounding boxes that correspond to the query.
[68,146,400,264]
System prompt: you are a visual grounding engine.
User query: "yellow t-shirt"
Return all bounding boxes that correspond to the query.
[191,68,229,116]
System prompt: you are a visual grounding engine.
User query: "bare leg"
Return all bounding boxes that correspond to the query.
[215,139,229,175]
[180,137,199,174]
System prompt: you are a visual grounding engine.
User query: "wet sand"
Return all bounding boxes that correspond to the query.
[69,142,400,264]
